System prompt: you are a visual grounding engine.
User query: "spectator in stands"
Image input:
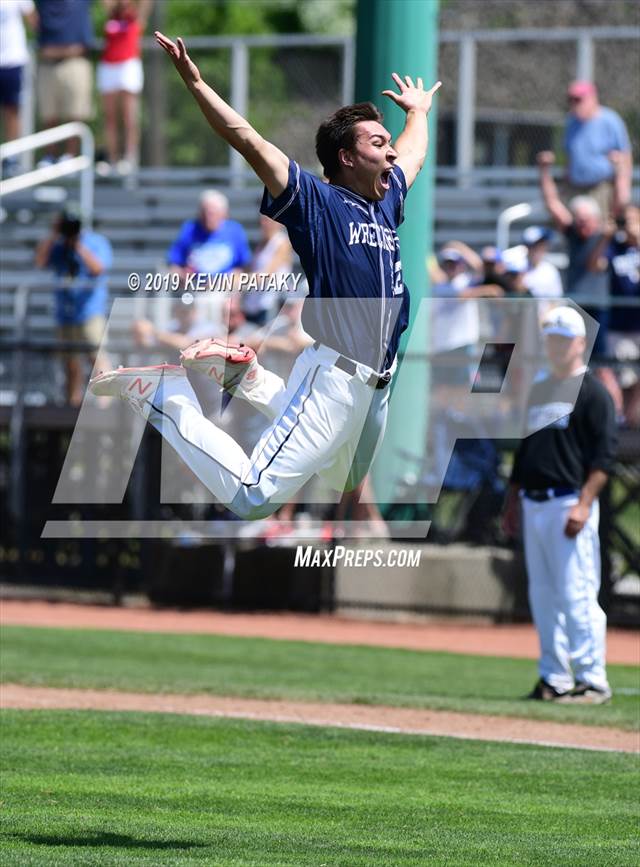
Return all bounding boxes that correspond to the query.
[560,80,632,219]
[0,0,37,171]
[132,293,218,356]
[521,226,563,301]
[492,246,541,398]
[167,190,251,281]
[426,245,504,520]
[35,0,95,164]
[500,246,532,298]
[96,0,151,176]
[588,204,640,427]
[166,190,251,328]
[479,246,511,294]
[432,241,504,298]
[537,152,609,355]
[35,210,112,406]
[430,242,504,386]
[241,215,294,326]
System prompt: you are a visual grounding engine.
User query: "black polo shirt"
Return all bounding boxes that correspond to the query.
[511,369,617,491]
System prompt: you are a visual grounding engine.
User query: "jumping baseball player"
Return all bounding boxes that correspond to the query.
[503,306,617,704]
[89,33,441,520]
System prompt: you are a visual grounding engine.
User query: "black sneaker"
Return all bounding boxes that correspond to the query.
[526,678,569,701]
[557,682,612,705]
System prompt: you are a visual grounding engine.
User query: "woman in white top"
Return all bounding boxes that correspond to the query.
[241,215,294,326]
[521,226,564,299]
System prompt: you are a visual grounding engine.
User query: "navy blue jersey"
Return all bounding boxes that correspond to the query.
[261,160,410,371]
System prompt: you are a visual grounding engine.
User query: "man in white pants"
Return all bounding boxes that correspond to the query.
[503,306,617,704]
[89,33,441,522]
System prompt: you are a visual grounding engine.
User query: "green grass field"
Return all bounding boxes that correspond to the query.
[1,710,638,866]
[2,625,639,730]
[1,624,638,865]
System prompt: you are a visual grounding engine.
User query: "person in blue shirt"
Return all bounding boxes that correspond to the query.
[541,80,632,221]
[91,32,441,526]
[167,189,251,280]
[36,211,112,406]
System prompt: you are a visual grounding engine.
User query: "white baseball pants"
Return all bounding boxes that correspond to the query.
[145,343,390,520]
[522,494,609,692]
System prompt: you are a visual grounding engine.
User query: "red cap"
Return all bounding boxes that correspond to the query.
[567,80,597,98]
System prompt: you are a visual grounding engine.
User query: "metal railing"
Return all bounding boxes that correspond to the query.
[497,203,538,251]
[438,26,640,183]
[7,26,638,180]
[0,123,95,225]
[132,26,640,179]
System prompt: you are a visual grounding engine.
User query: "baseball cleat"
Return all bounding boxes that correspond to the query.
[89,363,186,411]
[180,338,258,390]
[556,682,612,705]
[525,678,569,701]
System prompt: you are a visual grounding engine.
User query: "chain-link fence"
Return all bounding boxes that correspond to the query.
[439,26,640,175]
[133,34,352,174]
[17,26,638,175]
[131,26,640,175]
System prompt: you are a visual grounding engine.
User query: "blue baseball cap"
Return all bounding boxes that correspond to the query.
[522,226,553,246]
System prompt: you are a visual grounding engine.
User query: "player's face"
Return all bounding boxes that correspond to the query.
[441,259,464,278]
[567,91,597,120]
[200,201,226,232]
[527,241,546,266]
[545,334,585,373]
[573,206,600,238]
[345,121,398,201]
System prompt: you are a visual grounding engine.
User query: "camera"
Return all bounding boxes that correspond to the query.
[60,215,82,239]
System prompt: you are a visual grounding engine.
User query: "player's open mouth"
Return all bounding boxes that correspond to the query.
[380,169,392,190]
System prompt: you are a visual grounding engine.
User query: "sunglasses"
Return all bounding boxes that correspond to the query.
[568,95,583,103]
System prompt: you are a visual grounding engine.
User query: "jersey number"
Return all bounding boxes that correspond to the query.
[393,261,404,295]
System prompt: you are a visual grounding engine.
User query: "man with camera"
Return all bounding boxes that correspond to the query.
[35,211,113,406]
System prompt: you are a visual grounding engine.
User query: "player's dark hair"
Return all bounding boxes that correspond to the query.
[315,102,383,179]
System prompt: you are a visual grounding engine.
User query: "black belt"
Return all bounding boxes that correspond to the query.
[313,341,391,389]
[523,487,578,502]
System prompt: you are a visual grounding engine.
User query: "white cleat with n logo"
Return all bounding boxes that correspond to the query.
[89,364,186,412]
[180,338,259,392]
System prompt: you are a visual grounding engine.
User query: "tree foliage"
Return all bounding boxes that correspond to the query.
[164,0,355,38]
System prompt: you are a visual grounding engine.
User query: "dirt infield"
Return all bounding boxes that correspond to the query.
[2,683,637,753]
[1,599,638,664]
[2,600,638,753]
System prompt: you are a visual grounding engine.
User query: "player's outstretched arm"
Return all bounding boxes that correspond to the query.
[155,32,289,197]
[383,74,441,189]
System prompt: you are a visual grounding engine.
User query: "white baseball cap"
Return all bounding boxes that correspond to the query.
[542,306,586,338]
[502,245,528,273]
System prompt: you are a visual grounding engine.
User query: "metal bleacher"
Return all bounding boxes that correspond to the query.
[3,163,636,404]
[0,165,546,290]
